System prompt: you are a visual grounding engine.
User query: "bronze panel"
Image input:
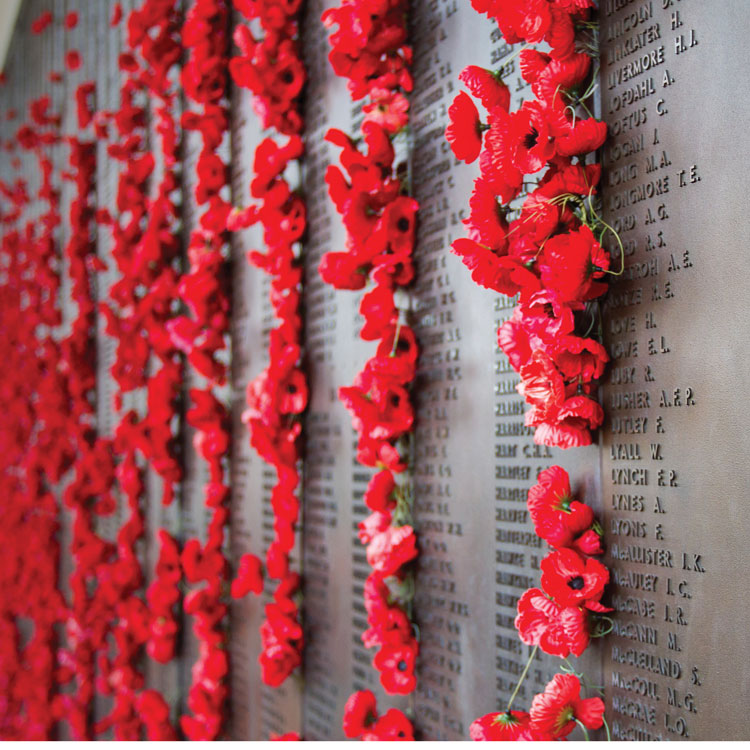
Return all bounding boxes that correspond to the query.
[600,0,750,740]
[407,0,601,739]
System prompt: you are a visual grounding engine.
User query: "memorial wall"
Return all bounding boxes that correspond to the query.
[0,0,748,741]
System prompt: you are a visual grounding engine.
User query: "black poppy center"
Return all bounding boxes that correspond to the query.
[396,217,410,232]
[397,660,408,671]
[281,71,294,84]
[286,383,297,394]
[523,127,539,150]
[568,576,585,590]
[543,302,555,318]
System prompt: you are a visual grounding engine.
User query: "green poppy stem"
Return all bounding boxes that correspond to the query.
[507,644,538,712]
[575,718,591,741]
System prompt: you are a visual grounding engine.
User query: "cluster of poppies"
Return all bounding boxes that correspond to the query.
[227,0,308,692]
[229,0,306,136]
[146,530,181,667]
[470,466,609,740]
[446,0,611,449]
[0,100,67,739]
[320,0,419,735]
[2,0,233,740]
[174,0,234,740]
[93,0,191,738]
[2,33,150,735]
[56,107,121,738]
[343,689,415,740]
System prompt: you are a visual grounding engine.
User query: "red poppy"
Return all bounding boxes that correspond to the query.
[358,511,392,545]
[319,251,368,290]
[573,528,603,556]
[469,710,547,741]
[519,289,578,342]
[517,350,565,419]
[556,117,607,157]
[364,469,396,511]
[342,689,378,738]
[31,11,53,34]
[531,393,604,449]
[366,525,417,577]
[451,238,540,298]
[372,640,417,694]
[530,673,605,739]
[362,606,412,649]
[486,100,566,176]
[527,465,594,548]
[371,708,414,740]
[259,641,301,688]
[459,65,510,112]
[363,89,410,134]
[464,178,509,250]
[66,50,82,71]
[515,588,589,657]
[554,335,608,382]
[540,548,608,607]
[497,309,533,372]
[538,225,610,302]
[64,12,79,29]
[446,91,483,164]
[230,554,264,599]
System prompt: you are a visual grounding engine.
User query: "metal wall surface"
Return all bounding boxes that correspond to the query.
[1,0,749,741]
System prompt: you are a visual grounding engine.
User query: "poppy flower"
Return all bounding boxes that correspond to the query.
[554,335,608,382]
[366,525,417,577]
[464,178,508,250]
[469,710,547,740]
[527,465,594,548]
[557,117,607,157]
[231,554,264,599]
[371,708,414,740]
[515,588,589,657]
[66,50,82,71]
[519,290,578,342]
[482,103,544,180]
[343,689,378,738]
[496,309,533,372]
[459,65,510,112]
[451,238,540,298]
[373,640,417,694]
[538,225,610,302]
[530,673,605,739]
[31,11,53,34]
[362,606,412,649]
[358,511,392,545]
[64,12,79,29]
[364,469,396,511]
[574,528,603,556]
[531,394,604,449]
[517,350,566,418]
[363,89,410,134]
[540,548,608,607]
[260,641,301,688]
[445,91,483,164]
[319,251,368,290]
[364,572,390,622]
